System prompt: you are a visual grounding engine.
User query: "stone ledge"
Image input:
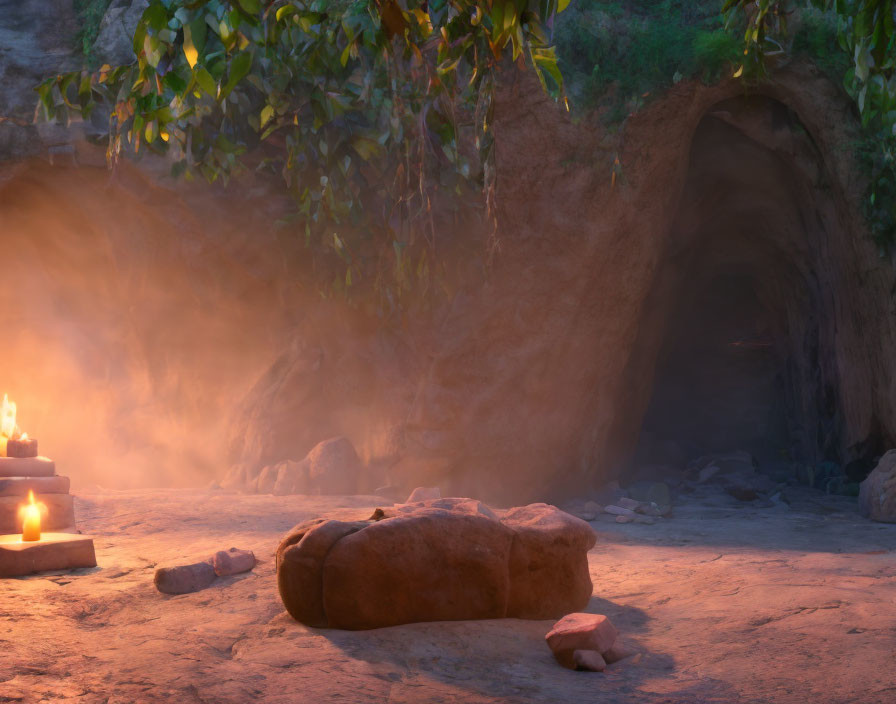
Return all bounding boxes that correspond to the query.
[0,475,70,496]
[0,457,56,478]
[0,533,96,577]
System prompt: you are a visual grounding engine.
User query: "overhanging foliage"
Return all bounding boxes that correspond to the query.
[724,0,896,246]
[38,0,568,311]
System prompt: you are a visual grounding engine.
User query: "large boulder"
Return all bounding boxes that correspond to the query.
[228,436,364,495]
[858,450,896,523]
[306,436,362,494]
[271,459,310,495]
[276,500,596,630]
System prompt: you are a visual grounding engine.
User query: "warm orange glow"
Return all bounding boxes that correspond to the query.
[18,490,45,542]
[0,394,26,457]
[1,394,17,440]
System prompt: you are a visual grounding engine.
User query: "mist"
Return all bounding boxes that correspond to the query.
[0,157,298,490]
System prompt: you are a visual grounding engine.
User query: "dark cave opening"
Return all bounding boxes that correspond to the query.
[626,94,860,484]
[637,272,791,466]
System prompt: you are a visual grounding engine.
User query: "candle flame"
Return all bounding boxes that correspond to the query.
[18,490,46,542]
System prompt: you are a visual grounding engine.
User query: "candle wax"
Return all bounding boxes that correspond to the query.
[22,504,40,541]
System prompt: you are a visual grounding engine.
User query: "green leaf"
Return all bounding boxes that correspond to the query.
[237,0,260,14]
[183,19,206,68]
[490,3,504,40]
[219,51,252,100]
[145,119,158,144]
[276,5,296,21]
[143,3,168,32]
[193,65,217,96]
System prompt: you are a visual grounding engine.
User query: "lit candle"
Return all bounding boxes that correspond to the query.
[0,394,17,458]
[7,432,38,458]
[19,490,42,542]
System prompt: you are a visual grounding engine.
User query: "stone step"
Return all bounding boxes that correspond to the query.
[0,476,70,496]
[0,457,55,478]
[0,494,74,533]
[0,533,96,577]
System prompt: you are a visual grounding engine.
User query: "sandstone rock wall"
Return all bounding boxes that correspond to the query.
[400,61,896,502]
[1,1,892,503]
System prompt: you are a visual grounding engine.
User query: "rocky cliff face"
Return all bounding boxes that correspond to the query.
[0,0,148,162]
[397,61,896,502]
[0,0,80,159]
[228,62,896,504]
[0,1,893,501]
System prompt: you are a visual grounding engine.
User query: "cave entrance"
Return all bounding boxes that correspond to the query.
[637,271,790,466]
[629,94,840,478]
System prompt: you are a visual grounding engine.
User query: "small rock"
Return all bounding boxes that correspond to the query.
[628,481,671,508]
[577,512,598,522]
[211,548,256,577]
[573,649,606,671]
[769,492,789,507]
[617,497,641,510]
[604,505,637,517]
[604,642,640,664]
[726,486,759,502]
[545,613,619,669]
[406,486,441,503]
[615,515,634,524]
[583,501,603,514]
[698,465,720,483]
[637,502,664,517]
[154,562,216,595]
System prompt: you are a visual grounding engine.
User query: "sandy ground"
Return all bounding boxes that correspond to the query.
[0,486,894,704]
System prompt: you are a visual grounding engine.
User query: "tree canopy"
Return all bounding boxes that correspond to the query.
[37,0,896,310]
[38,0,568,312]
[725,0,896,245]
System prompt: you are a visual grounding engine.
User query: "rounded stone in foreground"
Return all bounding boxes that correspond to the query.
[276,500,596,630]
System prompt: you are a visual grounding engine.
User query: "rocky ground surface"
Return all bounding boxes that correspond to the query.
[0,484,894,704]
